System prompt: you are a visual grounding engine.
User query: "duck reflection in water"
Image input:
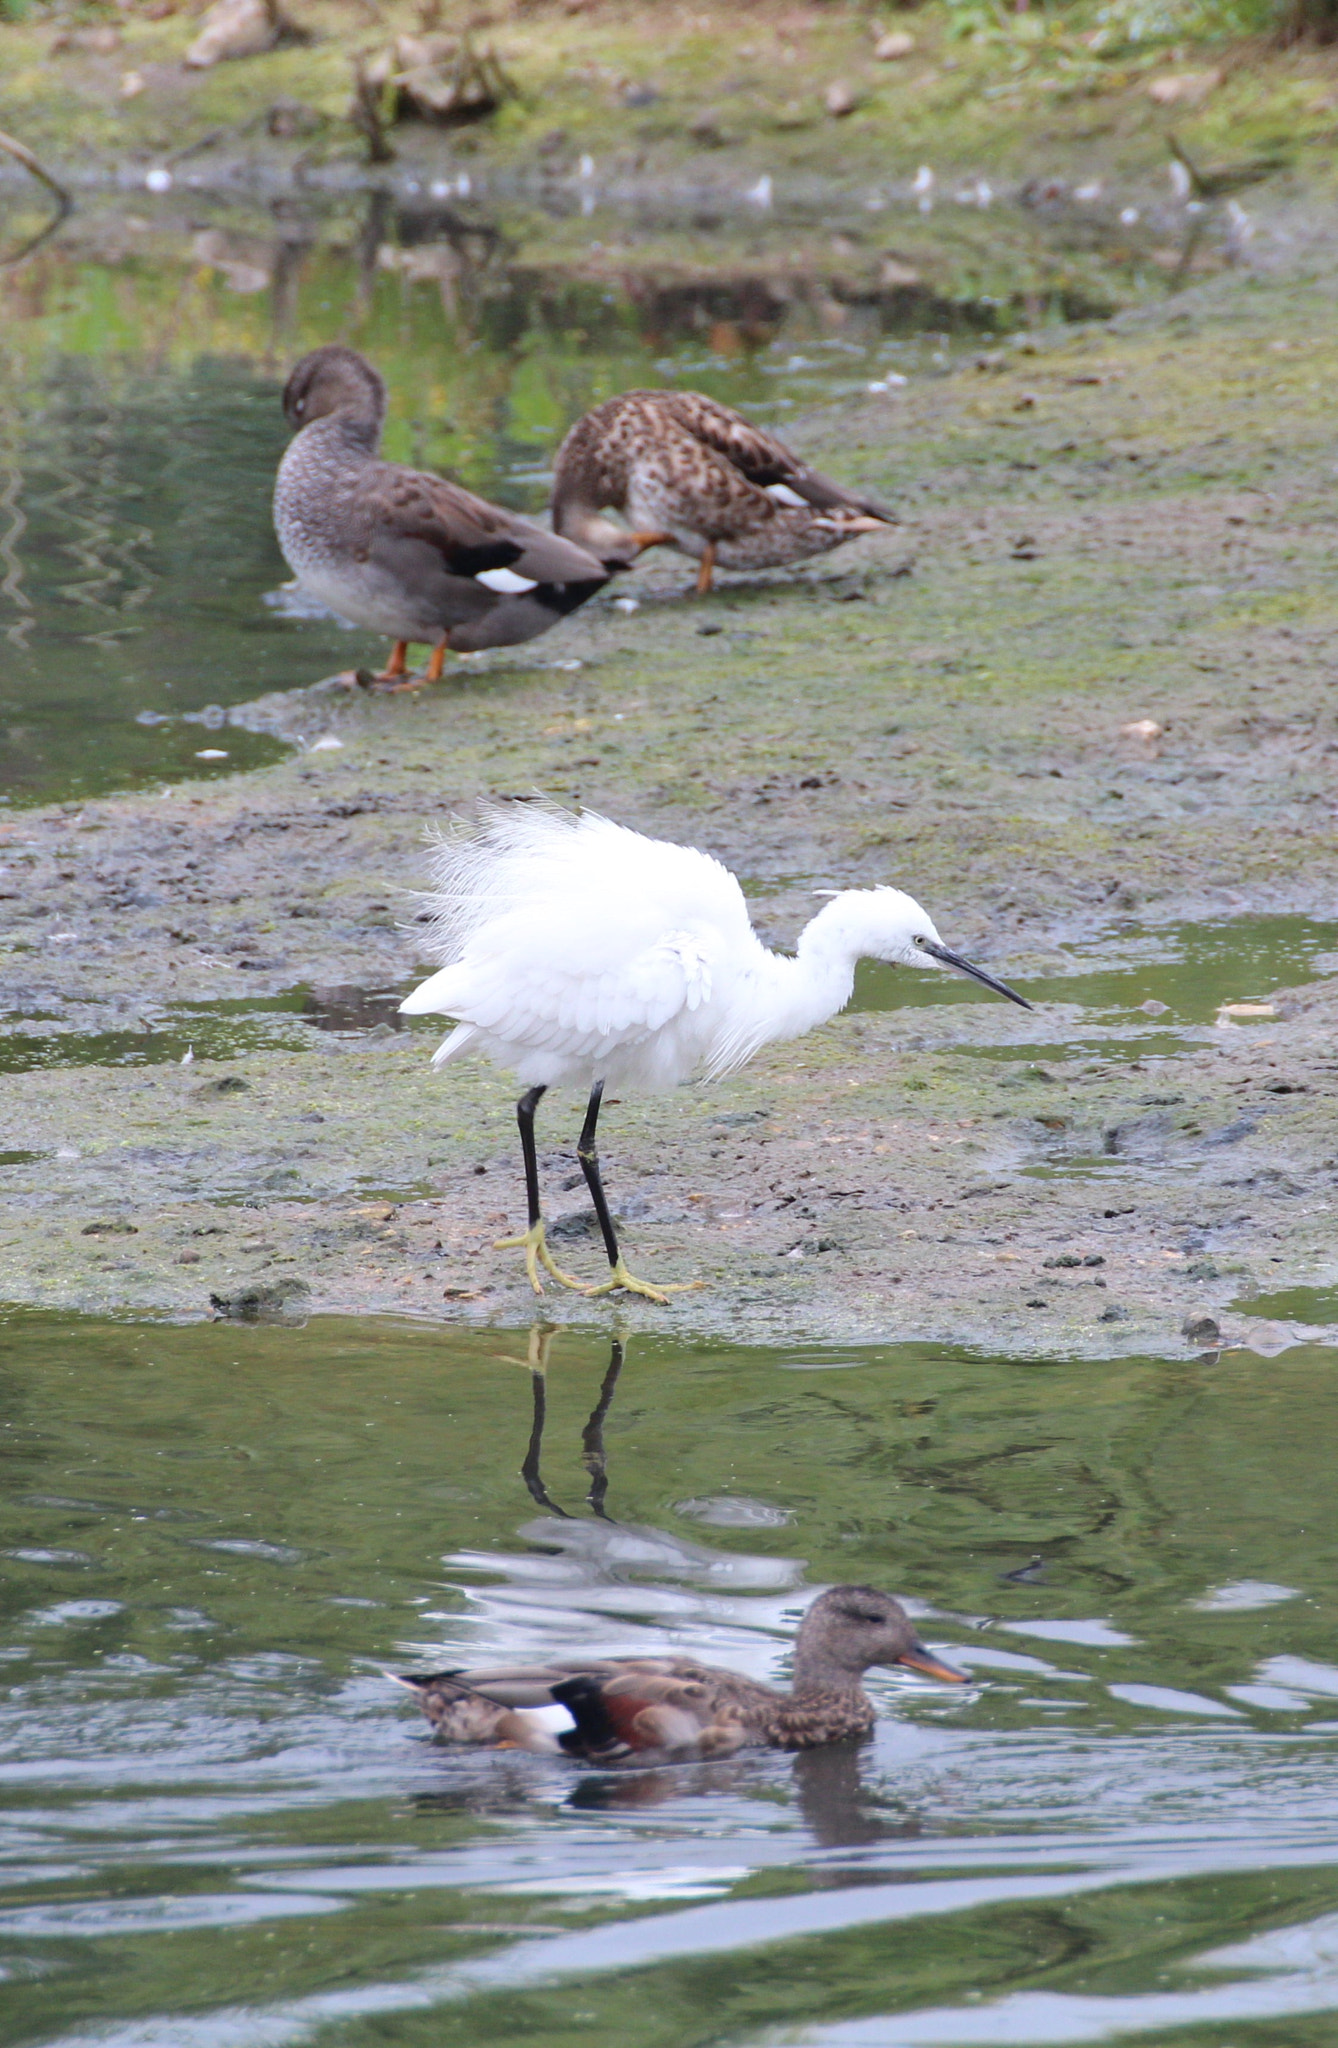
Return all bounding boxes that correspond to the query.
[568,1738,924,1849]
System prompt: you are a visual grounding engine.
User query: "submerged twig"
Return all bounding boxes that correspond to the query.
[349,54,396,165]
[0,128,72,266]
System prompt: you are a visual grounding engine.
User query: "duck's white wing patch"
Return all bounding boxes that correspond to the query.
[764,482,809,509]
[475,566,540,595]
[512,1702,576,1736]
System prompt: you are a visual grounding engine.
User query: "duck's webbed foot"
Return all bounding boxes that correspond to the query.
[364,640,454,691]
[584,1257,704,1306]
[495,1219,589,1296]
[364,640,414,688]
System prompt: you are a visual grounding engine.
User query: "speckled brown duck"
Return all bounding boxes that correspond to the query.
[273,346,610,687]
[551,389,898,594]
[391,1586,967,1761]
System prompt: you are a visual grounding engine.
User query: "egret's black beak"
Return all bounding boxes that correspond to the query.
[920,939,1032,1010]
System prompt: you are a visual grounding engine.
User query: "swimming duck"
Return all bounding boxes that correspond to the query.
[273,345,610,686]
[551,388,897,594]
[392,1586,967,1760]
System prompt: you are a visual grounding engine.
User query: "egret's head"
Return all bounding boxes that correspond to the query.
[859,886,949,969]
[824,887,1032,1008]
[282,345,386,440]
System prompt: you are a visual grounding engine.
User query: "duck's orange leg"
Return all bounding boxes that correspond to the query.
[694,542,716,597]
[373,639,452,694]
[627,529,672,555]
[372,640,409,682]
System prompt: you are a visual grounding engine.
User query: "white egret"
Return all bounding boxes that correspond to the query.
[400,802,1030,1302]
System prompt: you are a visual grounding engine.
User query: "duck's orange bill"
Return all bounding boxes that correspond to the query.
[898,1645,969,1683]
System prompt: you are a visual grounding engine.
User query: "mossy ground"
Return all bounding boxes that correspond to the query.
[3,238,1338,1352]
[2,0,1337,194]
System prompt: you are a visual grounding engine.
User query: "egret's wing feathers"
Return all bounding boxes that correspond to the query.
[400,803,765,1077]
[414,803,750,983]
[416,925,712,1061]
[621,930,714,1026]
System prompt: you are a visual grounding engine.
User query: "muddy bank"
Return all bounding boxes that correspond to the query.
[3,254,1338,1352]
[6,964,1338,1356]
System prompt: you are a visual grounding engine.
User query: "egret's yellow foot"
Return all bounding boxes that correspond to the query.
[495,1221,588,1295]
[585,1258,704,1305]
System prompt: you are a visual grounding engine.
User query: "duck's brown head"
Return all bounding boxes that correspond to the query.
[282,346,387,443]
[792,1585,968,1693]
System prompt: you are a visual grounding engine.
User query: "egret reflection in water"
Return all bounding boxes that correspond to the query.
[494,1322,626,1519]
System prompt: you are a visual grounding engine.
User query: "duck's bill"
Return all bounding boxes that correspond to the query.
[898,1643,970,1684]
[920,938,1032,1010]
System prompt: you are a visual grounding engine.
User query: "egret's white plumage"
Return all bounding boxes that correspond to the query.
[402,803,989,1087]
[401,801,1029,1299]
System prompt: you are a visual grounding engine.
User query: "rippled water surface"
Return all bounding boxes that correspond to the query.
[4,1309,1338,2046]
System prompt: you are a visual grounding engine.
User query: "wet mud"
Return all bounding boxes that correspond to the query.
[4,248,1338,1355]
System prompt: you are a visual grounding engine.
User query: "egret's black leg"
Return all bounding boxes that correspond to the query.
[494,1084,590,1294]
[518,1084,546,1231]
[576,1082,621,1268]
[578,1083,701,1304]
[581,1337,626,1519]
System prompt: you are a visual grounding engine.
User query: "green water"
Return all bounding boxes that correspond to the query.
[1237,1287,1338,1327]
[4,1308,1338,2046]
[0,986,389,1075]
[2,912,1327,1080]
[854,912,1338,1062]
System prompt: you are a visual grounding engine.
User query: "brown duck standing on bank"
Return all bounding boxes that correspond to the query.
[551,388,897,594]
[273,346,610,687]
[391,1586,967,1760]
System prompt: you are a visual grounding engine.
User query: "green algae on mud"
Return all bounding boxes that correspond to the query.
[3,937,1338,1356]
